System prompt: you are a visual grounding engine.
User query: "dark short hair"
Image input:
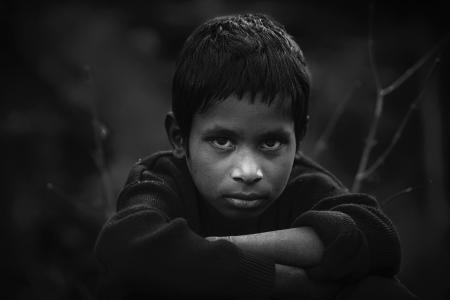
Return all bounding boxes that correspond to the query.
[172,13,310,144]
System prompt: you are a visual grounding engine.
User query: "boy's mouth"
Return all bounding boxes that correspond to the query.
[223,193,267,209]
[225,193,266,200]
[225,197,264,209]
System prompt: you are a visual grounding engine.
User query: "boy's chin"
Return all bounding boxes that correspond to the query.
[221,210,262,220]
[217,203,268,220]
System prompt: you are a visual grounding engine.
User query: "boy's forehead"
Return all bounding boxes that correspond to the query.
[192,93,295,134]
[200,93,294,119]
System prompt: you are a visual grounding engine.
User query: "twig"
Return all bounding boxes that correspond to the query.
[368,3,381,93]
[351,3,383,193]
[363,56,441,178]
[83,65,114,213]
[351,3,448,192]
[46,182,100,217]
[312,80,361,157]
[46,182,76,202]
[352,92,383,192]
[382,180,432,207]
[381,34,449,96]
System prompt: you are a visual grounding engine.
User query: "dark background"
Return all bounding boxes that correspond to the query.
[1,1,449,299]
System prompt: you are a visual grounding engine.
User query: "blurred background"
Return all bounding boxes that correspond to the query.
[1,0,449,299]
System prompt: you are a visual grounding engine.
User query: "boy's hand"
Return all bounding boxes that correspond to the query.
[273,264,342,300]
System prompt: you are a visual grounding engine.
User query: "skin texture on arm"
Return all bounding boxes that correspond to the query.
[206,226,324,268]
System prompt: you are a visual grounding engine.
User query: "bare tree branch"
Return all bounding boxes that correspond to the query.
[382,180,432,207]
[352,3,383,193]
[368,2,382,93]
[46,182,75,202]
[352,92,383,192]
[351,3,448,192]
[382,34,449,96]
[363,56,441,178]
[83,65,114,213]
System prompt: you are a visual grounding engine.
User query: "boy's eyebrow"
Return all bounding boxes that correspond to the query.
[201,125,293,139]
[258,129,292,139]
[201,126,239,138]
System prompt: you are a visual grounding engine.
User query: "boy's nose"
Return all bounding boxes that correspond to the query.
[231,154,263,184]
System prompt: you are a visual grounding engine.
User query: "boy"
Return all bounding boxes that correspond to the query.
[94,13,417,299]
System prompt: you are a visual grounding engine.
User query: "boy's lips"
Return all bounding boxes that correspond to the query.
[223,193,268,209]
[223,193,267,200]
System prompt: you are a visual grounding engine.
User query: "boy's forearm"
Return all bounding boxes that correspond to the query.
[207,227,324,268]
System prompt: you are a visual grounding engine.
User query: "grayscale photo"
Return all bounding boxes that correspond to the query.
[2,1,449,299]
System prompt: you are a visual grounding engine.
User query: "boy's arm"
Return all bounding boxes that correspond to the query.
[208,230,343,300]
[209,192,401,283]
[95,206,274,299]
[206,226,324,268]
[293,192,401,281]
[94,160,275,299]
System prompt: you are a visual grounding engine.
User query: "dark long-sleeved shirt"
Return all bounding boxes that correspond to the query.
[94,150,401,299]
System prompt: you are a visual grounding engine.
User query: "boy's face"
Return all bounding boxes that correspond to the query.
[186,95,296,219]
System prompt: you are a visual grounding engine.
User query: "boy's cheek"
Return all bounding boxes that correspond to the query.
[266,160,294,193]
[188,151,226,183]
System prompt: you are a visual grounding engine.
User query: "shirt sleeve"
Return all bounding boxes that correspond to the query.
[290,174,401,283]
[94,161,275,299]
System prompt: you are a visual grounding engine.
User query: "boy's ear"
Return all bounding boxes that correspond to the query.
[165,112,186,159]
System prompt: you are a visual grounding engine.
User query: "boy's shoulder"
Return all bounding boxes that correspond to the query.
[123,150,200,224]
[288,151,349,193]
[137,150,186,173]
[135,150,191,186]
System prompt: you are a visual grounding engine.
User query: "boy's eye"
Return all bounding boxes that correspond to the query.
[209,137,234,150]
[260,139,282,151]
